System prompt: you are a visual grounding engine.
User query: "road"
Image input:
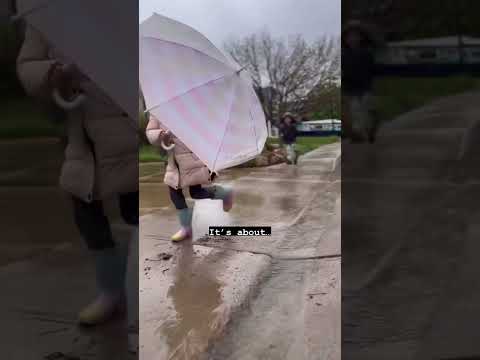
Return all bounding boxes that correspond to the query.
[0,138,138,360]
[342,91,480,360]
[139,142,341,360]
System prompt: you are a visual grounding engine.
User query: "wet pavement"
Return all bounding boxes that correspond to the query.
[0,139,139,360]
[139,142,341,360]
[342,91,480,360]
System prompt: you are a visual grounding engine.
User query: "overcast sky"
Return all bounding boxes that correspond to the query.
[139,0,340,47]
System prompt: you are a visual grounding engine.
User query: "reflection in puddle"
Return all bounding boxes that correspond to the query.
[140,183,171,209]
[234,191,264,206]
[157,243,227,359]
[277,196,299,212]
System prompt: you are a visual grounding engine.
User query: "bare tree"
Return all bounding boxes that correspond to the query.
[303,80,341,120]
[224,32,340,125]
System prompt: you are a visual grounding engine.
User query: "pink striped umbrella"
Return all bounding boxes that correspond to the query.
[14,0,138,120]
[140,13,268,172]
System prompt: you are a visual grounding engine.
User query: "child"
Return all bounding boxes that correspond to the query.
[146,114,234,242]
[278,112,298,164]
[17,25,138,326]
[342,21,378,143]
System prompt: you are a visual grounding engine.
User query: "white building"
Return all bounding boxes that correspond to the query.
[376,36,480,65]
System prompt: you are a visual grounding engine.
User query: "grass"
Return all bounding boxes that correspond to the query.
[268,136,339,156]
[373,76,480,123]
[139,144,167,163]
[0,97,63,139]
[139,136,338,163]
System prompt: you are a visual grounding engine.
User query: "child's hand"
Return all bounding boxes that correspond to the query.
[48,63,82,96]
[160,129,173,146]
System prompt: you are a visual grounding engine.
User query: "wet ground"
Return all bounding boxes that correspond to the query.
[0,138,139,360]
[206,189,340,360]
[140,144,340,359]
[342,91,480,359]
[139,143,341,360]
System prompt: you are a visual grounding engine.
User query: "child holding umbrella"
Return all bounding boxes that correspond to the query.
[17,25,138,326]
[146,114,234,242]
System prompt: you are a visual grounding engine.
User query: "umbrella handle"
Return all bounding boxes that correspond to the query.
[161,140,175,151]
[236,66,247,75]
[52,88,86,110]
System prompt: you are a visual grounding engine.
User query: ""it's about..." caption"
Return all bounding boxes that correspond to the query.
[209,226,271,236]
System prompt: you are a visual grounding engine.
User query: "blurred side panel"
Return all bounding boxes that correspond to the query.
[0,0,139,359]
[342,0,480,359]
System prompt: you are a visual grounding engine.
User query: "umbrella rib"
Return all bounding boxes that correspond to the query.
[141,36,233,70]
[249,108,260,154]
[12,0,57,21]
[212,77,239,172]
[145,72,236,113]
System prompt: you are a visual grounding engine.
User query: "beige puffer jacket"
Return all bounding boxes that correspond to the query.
[146,115,213,189]
[17,26,138,202]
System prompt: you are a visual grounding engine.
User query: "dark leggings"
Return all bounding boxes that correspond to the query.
[72,192,139,250]
[169,185,215,210]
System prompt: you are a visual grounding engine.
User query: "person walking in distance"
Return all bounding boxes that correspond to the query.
[278,112,298,164]
[342,20,379,143]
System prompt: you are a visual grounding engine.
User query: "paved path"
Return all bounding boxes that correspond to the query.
[0,138,139,359]
[0,186,139,360]
[342,91,480,360]
[139,142,341,360]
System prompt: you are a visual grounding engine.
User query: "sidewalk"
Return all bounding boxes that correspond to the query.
[0,188,139,360]
[139,142,341,359]
[342,91,480,360]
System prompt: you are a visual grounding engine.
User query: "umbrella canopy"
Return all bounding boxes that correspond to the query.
[140,13,267,172]
[15,0,138,121]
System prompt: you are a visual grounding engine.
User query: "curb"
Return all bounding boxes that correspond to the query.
[333,151,341,172]
[174,247,271,359]
[139,162,166,182]
[296,143,341,172]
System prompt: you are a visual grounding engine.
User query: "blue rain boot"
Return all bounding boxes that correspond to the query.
[213,185,234,212]
[171,208,193,242]
[111,224,139,329]
[125,226,139,332]
[78,247,126,326]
